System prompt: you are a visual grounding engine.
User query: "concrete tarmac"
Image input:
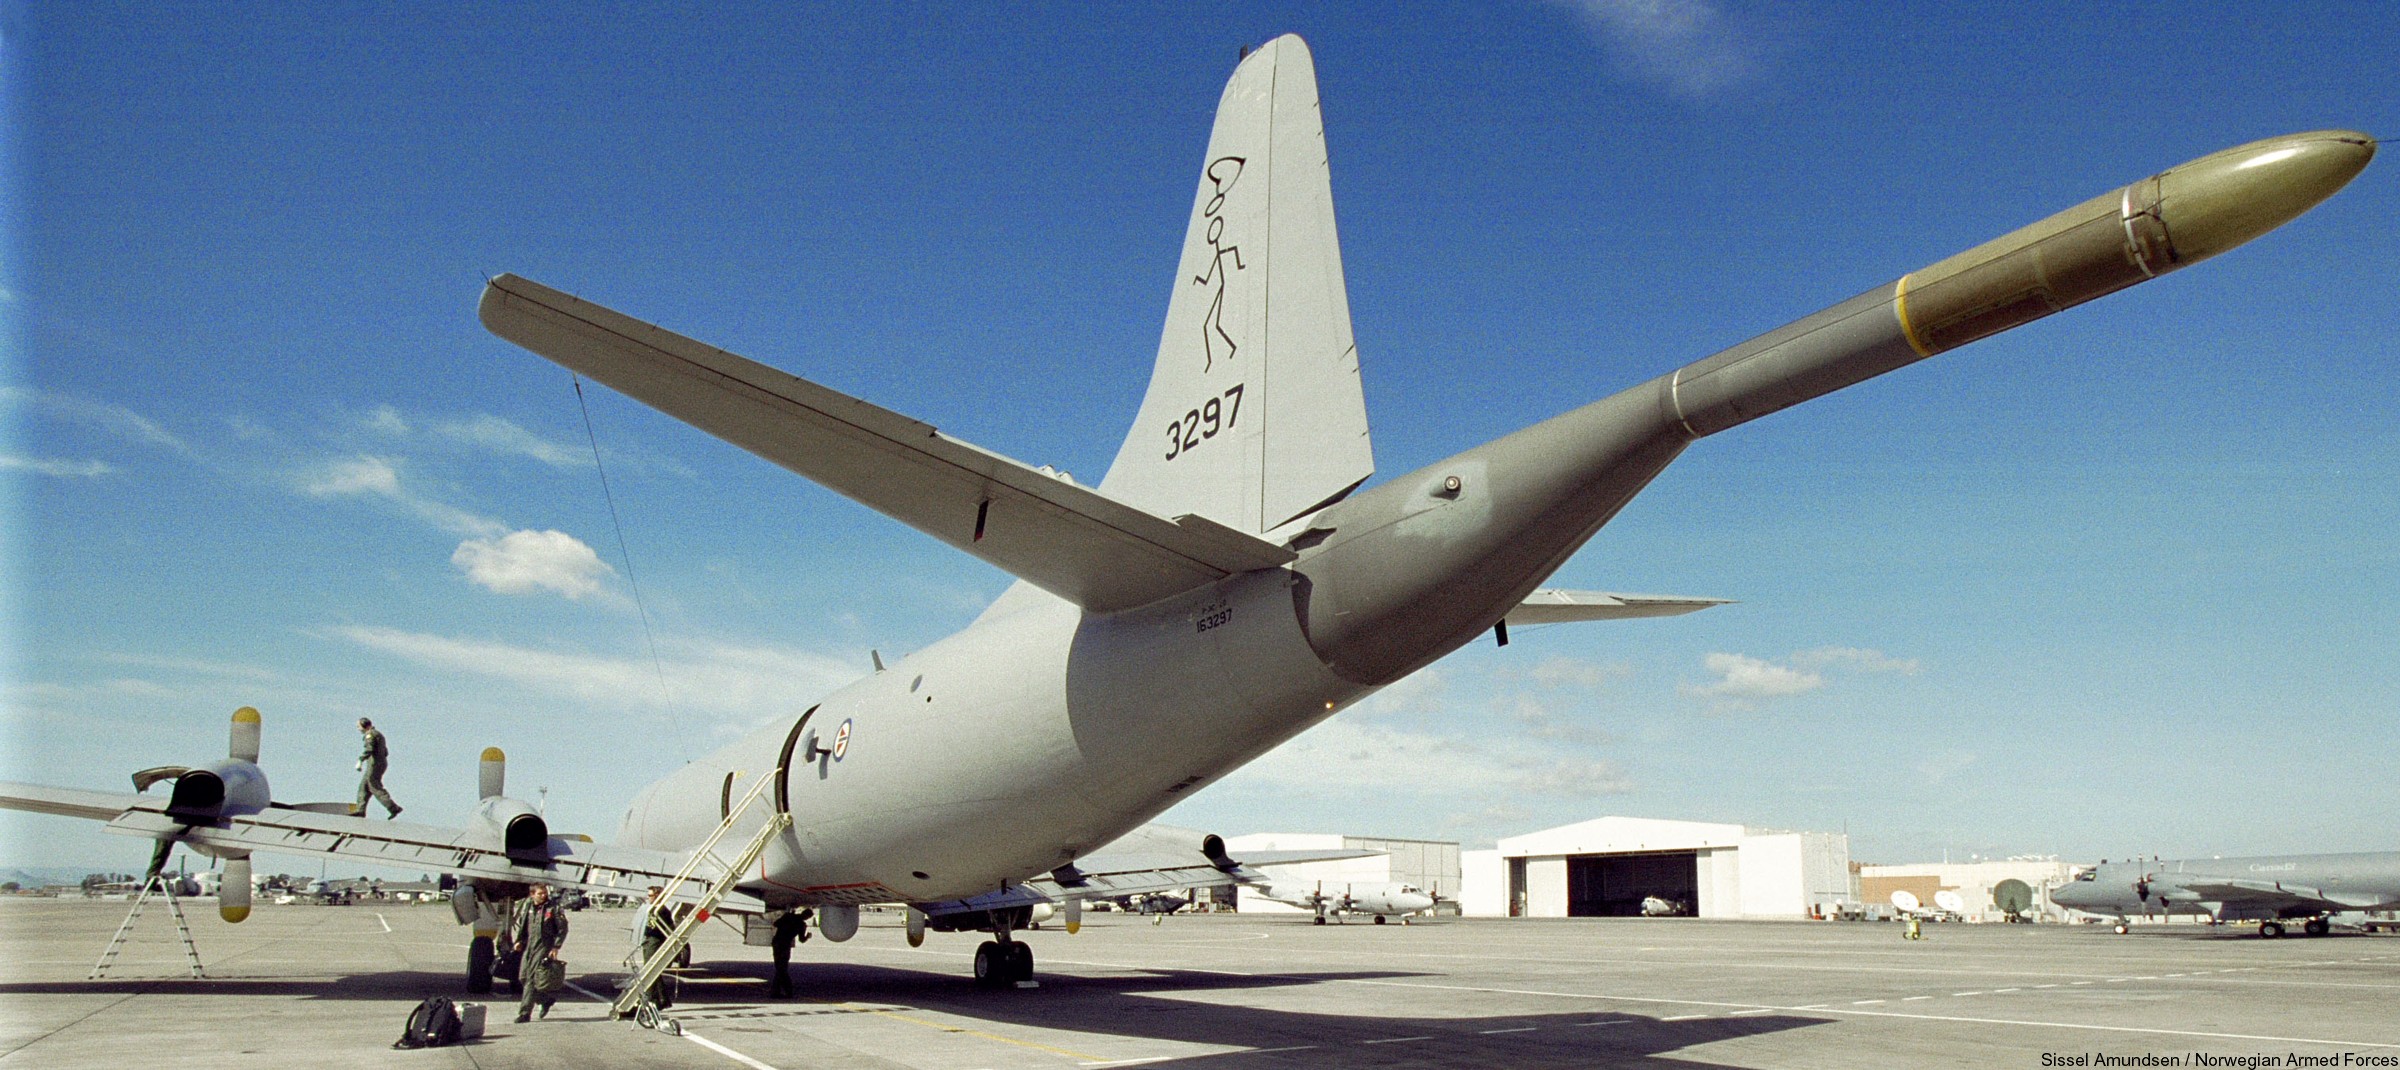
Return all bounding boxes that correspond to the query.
[4,899,2398,1068]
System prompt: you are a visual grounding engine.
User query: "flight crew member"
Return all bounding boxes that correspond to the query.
[637,886,682,1009]
[508,884,569,1022]
[768,907,814,997]
[352,718,403,819]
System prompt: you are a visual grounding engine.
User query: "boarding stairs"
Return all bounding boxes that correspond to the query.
[612,767,790,1026]
[91,874,206,980]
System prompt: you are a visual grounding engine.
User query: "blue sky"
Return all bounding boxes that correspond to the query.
[5,1,2396,877]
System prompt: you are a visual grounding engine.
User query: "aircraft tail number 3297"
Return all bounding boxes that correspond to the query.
[1165,383,1244,461]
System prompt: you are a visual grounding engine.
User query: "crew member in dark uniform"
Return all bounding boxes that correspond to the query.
[352,718,402,818]
[508,883,568,1022]
[637,886,682,1009]
[768,907,814,997]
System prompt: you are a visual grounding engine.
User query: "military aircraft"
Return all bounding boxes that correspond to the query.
[0,34,2376,996]
[2052,852,2400,937]
[1252,879,1438,925]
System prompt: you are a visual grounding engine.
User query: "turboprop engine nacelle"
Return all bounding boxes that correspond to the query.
[467,749,549,857]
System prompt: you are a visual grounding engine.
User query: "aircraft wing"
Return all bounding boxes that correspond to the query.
[0,780,755,910]
[479,274,1294,614]
[1505,589,1734,625]
[912,837,1376,918]
[2172,878,2357,913]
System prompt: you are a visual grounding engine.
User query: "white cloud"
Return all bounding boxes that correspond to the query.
[1680,651,1824,709]
[1918,748,1976,786]
[328,625,860,729]
[304,455,402,498]
[1679,646,1919,712]
[436,415,587,468]
[363,406,410,435]
[1792,646,1921,674]
[300,454,506,537]
[0,387,196,458]
[451,529,615,600]
[1218,717,1633,800]
[0,454,116,478]
[1550,0,1760,98]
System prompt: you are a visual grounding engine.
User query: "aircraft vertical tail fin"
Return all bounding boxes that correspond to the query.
[1096,34,1373,536]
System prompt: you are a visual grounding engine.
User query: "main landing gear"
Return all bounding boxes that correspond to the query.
[2259,918,2332,938]
[972,935,1034,988]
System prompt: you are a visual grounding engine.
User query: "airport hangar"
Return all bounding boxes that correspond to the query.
[1459,816,1855,919]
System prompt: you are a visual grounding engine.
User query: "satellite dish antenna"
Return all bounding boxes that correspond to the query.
[1934,890,1967,914]
[1993,879,2034,920]
[1889,890,1921,912]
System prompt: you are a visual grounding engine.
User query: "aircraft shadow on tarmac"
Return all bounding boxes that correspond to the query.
[658,956,1828,1070]
[2,956,1826,1068]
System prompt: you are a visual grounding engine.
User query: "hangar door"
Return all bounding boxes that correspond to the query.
[1566,851,1698,917]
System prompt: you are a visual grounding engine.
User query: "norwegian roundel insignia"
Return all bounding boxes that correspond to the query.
[832,719,853,761]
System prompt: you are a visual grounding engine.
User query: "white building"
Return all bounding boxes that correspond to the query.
[1462,816,1851,919]
[1225,833,1462,914]
[1858,859,2083,922]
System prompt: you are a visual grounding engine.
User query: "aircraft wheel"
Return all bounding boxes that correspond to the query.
[972,942,1001,987]
[466,935,495,994]
[1313,916,1326,926]
[2260,921,2285,939]
[1008,942,1034,983]
[2114,923,2129,934]
[1373,915,1387,925]
[2304,918,2329,936]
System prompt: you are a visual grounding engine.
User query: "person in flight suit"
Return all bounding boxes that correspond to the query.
[352,718,402,818]
[509,883,569,1022]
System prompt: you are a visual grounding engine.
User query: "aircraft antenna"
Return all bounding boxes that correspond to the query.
[573,374,691,761]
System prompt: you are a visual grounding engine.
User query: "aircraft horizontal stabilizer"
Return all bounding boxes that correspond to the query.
[480,275,1293,613]
[1505,589,1733,626]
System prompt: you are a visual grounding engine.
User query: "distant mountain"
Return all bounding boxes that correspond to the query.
[0,865,106,888]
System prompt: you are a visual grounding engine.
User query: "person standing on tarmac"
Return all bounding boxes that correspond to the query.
[509,884,569,1022]
[352,718,402,819]
[768,907,813,997]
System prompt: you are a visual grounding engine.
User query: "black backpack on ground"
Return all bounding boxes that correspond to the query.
[393,995,463,1049]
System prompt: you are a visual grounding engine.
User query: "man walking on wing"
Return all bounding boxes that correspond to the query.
[353,717,402,818]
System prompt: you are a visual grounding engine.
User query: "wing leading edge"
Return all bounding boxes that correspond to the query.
[479,275,1292,614]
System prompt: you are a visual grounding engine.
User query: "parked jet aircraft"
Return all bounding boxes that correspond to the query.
[1253,880,1438,924]
[0,35,2375,998]
[2053,852,2400,937]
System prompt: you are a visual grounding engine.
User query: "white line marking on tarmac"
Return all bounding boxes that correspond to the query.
[684,1031,784,1070]
[558,978,780,1070]
[1574,1020,1630,1027]
[1954,991,1985,997]
[1236,1047,1317,1056]
[374,913,390,933]
[1661,1014,1709,1022]
[1479,1027,1538,1034]
[1903,996,1933,1002]
[1994,988,2020,993]
[1852,1000,1886,1005]
[1360,1036,1432,1044]
[1727,1008,1777,1016]
[1076,1058,1173,1067]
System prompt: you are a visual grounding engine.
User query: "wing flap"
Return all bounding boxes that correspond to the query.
[479,274,1293,613]
[1506,589,1734,625]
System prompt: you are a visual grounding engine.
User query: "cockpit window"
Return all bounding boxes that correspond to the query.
[2074,870,2096,881]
